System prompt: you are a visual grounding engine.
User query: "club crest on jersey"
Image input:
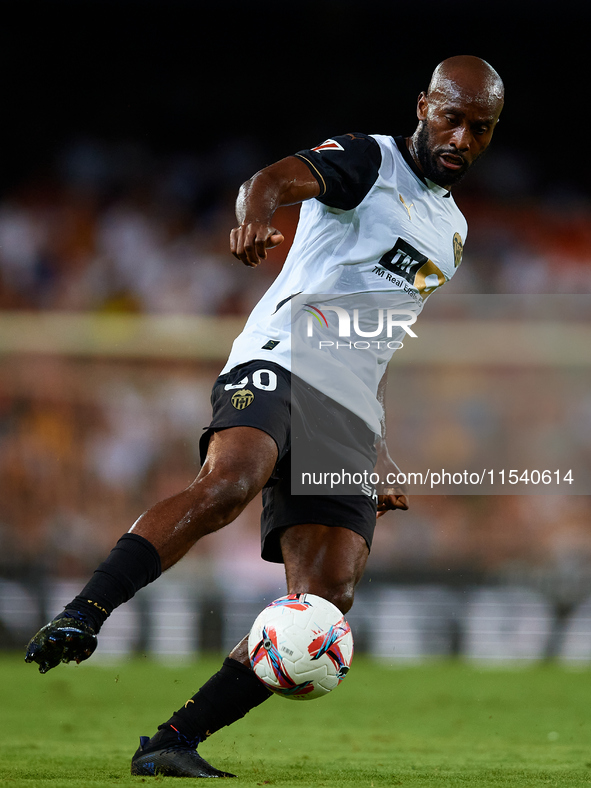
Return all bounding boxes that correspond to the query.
[231,389,254,409]
[312,139,344,152]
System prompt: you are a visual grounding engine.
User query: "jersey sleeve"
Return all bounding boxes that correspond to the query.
[294,133,382,211]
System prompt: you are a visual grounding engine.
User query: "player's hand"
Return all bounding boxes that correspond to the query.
[374,444,409,518]
[377,492,409,517]
[230,222,285,267]
[24,615,98,674]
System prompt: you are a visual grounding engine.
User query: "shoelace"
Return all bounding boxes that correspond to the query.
[54,610,91,626]
[161,745,203,756]
[160,726,202,753]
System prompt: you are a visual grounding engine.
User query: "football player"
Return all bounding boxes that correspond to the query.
[25,55,503,778]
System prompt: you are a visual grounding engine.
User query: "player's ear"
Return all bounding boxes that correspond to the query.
[416,91,429,121]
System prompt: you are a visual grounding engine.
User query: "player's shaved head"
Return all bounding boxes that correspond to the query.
[408,55,504,189]
[428,55,504,112]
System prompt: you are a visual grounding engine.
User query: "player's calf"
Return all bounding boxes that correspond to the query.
[133,656,271,778]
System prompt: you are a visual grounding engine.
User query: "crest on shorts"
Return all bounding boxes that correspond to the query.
[453,232,463,268]
[231,389,254,410]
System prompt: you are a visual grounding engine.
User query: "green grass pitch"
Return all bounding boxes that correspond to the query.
[2,654,591,787]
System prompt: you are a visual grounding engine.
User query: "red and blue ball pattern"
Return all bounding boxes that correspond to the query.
[248,593,353,700]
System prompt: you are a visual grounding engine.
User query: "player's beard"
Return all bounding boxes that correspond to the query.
[413,120,472,187]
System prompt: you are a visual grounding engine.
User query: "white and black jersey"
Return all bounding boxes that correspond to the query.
[222,133,468,434]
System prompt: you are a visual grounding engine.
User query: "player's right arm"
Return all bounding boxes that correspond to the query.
[230,156,320,267]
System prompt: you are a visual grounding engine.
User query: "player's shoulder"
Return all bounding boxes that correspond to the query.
[308,132,380,152]
[365,134,400,174]
[450,196,469,233]
[301,132,382,169]
[295,133,384,211]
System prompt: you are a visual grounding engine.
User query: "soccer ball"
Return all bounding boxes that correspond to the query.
[248,593,353,700]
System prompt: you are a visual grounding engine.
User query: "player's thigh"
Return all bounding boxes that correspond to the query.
[197,361,290,496]
[195,359,293,498]
[196,426,278,496]
[280,524,369,613]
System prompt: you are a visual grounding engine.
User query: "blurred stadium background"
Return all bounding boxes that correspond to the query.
[1,0,591,664]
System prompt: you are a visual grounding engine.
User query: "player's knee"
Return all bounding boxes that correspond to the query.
[317,580,356,615]
[328,587,355,614]
[191,473,255,531]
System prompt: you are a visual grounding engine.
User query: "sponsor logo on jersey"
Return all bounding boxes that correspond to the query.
[453,232,463,267]
[231,389,254,409]
[312,139,344,152]
[377,238,445,298]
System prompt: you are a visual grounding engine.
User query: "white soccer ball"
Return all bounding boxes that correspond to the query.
[248,593,353,700]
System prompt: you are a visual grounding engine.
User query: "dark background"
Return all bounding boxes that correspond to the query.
[1,0,589,196]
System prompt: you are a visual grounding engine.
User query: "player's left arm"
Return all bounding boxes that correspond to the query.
[375,367,409,517]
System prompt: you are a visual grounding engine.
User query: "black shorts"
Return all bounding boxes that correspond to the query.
[199,360,378,564]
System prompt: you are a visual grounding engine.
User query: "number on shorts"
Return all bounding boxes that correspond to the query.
[252,369,277,391]
[224,369,277,392]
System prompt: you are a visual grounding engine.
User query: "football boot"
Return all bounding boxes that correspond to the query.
[131,727,236,778]
[25,612,97,674]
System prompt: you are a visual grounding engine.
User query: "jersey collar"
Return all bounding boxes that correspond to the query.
[394,136,451,198]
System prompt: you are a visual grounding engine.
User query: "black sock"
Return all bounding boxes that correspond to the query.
[157,657,272,746]
[63,533,162,632]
